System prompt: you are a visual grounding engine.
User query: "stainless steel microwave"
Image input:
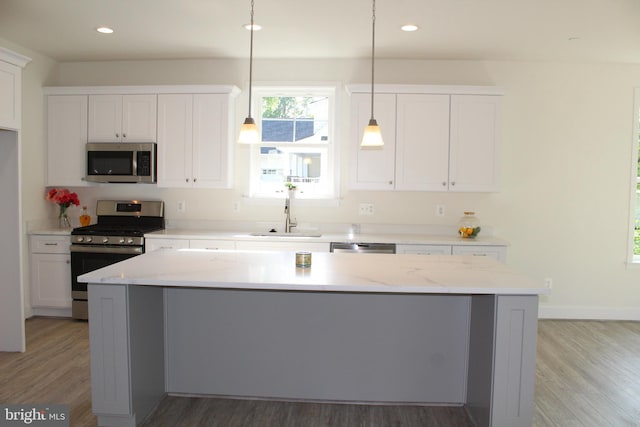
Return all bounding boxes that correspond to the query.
[86,143,157,183]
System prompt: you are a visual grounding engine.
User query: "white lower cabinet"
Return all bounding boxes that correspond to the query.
[397,243,506,262]
[29,235,72,315]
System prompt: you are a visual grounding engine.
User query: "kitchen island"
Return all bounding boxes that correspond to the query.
[81,249,548,427]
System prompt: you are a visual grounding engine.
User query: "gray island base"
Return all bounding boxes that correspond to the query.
[82,249,548,427]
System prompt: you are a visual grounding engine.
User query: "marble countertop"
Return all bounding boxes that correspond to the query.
[80,249,547,295]
[146,229,509,246]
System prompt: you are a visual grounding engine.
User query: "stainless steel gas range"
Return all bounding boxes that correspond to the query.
[70,200,164,320]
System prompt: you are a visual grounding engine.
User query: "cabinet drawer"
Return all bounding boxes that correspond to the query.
[396,244,452,255]
[145,238,190,252]
[452,245,507,262]
[189,239,236,250]
[30,235,70,254]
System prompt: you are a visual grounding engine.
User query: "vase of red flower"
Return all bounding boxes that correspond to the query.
[46,188,80,229]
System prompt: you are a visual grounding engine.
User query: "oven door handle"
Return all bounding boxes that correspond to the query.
[70,245,143,255]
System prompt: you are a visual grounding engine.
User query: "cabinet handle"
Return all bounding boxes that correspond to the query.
[44,243,58,246]
[194,178,197,183]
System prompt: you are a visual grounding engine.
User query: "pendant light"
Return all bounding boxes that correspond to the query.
[238,0,260,144]
[361,0,384,149]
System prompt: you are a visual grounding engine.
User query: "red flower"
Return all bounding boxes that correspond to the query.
[45,188,80,208]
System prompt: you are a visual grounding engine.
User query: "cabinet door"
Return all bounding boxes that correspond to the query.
[349,93,397,190]
[30,253,72,308]
[192,94,232,188]
[449,95,502,192]
[47,95,89,186]
[396,244,452,255]
[122,94,157,142]
[0,60,20,130]
[452,245,506,262]
[157,94,194,187]
[88,94,122,142]
[395,94,450,191]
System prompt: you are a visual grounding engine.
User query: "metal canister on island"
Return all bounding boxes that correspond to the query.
[295,251,312,268]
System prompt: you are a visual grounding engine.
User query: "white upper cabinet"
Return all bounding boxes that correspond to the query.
[157,93,233,188]
[0,60,20,130]
[88,94,157,142]
[348,85,503,192]
[46,95,89,186]
[349,93,397,190]
[448,95,502,192]
[0,48,30,130]
[395,94,451,191]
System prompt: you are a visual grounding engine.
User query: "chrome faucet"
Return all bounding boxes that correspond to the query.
[284,196,297,233]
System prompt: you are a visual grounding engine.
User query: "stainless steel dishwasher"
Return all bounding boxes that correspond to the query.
[330,242,396,254]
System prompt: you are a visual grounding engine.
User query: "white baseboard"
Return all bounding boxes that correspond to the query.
[539,305,640,321]
[30,307,72,318]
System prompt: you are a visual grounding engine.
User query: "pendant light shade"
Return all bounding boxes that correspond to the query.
[361,0,383,149]
[238,0,260,144]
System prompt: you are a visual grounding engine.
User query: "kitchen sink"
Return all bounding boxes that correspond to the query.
[249,232,322,238]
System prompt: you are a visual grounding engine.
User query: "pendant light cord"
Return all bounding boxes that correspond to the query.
[248,0,255,119]
[370,0,376,121]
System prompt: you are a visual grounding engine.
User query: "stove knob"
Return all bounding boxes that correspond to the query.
[102,237,109,244]
[119,238,126,244]
[86,237,93,243]
[127,238,135,244]
[76,236,84,243]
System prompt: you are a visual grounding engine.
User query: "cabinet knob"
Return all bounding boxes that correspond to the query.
[194,178,197,183]
[451,181,456,186]
[442,182,447,186]
[388,180,393,185]
[66,260,70,264]
[186,178,190,183]
[122,133,126,138]
[115,133,119,138]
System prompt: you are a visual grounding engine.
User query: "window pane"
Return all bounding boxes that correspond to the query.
[261,96,329,144]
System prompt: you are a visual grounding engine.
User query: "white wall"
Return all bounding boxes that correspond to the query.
[7,48,640,320]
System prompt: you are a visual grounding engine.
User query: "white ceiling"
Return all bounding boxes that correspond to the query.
[1,0,640,63]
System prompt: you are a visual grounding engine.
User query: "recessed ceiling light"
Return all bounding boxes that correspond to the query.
[243,23,262,31]
[96,26,114,34]
[401,24,419,32]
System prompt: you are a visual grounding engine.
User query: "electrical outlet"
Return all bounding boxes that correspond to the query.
[358,203,375,216]
[177,201,186,213]
[436,205,445,217]
[544,277,553,289]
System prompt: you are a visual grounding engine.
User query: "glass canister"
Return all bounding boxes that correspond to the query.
[79,206,91,226]
[458,211,481,238]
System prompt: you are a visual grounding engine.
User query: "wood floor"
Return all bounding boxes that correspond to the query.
[1,318,639,426]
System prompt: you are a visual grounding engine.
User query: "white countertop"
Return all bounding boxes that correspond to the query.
[80,249,546,295]
[146,229,509,246]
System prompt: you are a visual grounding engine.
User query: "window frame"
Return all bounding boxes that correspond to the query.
[628,88,640,264]
[247,83,340,202]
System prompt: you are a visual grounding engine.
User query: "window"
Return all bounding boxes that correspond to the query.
[249,86,337,199]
